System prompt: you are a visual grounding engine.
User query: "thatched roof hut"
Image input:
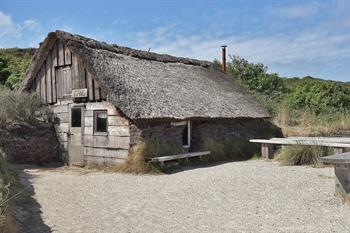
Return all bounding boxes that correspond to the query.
[21,31,275,167]
[21,30,269,120]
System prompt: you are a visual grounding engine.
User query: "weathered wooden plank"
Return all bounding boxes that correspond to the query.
[72,54,79,89]
[87,71,94,101]
[78,61,86,88]
[57,40,65,66]
[53,104,69,113]
[35,75,41,96]
[65,67,72,94]
[109,126,130,136]
[100,88,107,100]
[51,46,57,103]
[64,46,72,65]
[148,151,211,162]
[85,155,125,166]
[45,53,52,103]
[249,139,350,148]
[85,110,93,117]
[85,116,93,127]
[84,126,93,135]
[84,135,130,149]
[84,147,129,159]
[86,102,119,115]
[39,66,46,103]
[56,68,62,99]
[108,116,129,126]
[93,79,101,101]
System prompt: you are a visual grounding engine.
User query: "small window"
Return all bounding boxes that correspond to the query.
[71,108,82,127]
[172,120,191,148]
[94,110,108,133]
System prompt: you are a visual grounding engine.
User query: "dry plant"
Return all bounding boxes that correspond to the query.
[275,144,331,166]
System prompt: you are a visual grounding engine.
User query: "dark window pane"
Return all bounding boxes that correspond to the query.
[182,124,188,146]
[71,108,81,127]
[95,111,107,133]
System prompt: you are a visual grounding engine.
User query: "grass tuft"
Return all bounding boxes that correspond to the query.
[276,144,332,166]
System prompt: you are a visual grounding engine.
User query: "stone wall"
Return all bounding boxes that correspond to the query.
[0,122,60,163]
[191,118,282,150]
[130,120,186,146]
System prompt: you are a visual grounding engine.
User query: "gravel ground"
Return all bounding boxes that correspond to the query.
[17,160,350,233]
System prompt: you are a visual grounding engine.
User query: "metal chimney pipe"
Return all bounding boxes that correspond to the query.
[221,45,227,73]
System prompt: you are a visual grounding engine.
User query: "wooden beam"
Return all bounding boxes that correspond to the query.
[51,47,57,103]
[147,151,211,163]
[45,52,52,103]
[57,40,65,66]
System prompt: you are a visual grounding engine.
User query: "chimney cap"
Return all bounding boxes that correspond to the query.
[221,45,227,48]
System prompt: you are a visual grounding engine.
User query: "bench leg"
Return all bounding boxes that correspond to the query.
[261,144,274,159]
[334,148,345,155]
[160,161,165,169]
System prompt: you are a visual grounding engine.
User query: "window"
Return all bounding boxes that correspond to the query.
[94,110,108,134]
[172,120,191,148]
[71,108,82,127]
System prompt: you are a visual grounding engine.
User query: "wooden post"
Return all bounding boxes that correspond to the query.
[334,148,345,155]
[261,144,274,159]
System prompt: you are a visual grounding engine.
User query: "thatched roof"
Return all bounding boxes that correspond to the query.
[21,30,270,120]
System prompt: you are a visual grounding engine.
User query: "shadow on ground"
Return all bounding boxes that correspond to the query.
[8,164,62,233]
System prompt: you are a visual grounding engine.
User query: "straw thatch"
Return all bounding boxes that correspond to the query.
[21,31,270,120]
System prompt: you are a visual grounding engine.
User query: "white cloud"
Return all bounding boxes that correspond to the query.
[0,11,21,38]
[23,19,40,31]
[271,2,322,19]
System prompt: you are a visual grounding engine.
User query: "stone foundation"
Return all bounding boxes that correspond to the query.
[0,122,60,163]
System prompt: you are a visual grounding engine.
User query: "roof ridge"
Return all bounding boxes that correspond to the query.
[55,30,212,67]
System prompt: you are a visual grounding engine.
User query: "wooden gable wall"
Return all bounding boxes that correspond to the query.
[30,40,107,104]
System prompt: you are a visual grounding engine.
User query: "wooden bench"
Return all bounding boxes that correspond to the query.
[146,151,211,168]
[249,137,350,159]
[321,152,350,203]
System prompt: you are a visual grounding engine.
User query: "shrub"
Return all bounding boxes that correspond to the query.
[276,144,331,165]
[0,90,41,127]
[284,78,350,115]
[0,152,10,232]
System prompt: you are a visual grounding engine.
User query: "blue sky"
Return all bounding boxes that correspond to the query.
[1,0,350,81]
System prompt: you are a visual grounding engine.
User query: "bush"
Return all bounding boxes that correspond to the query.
[0,153,11,232]
[0,90,41,127]
[276,144,331,165]
[284,78,350,115]
[202,138,260,162]
[241,73,287,96]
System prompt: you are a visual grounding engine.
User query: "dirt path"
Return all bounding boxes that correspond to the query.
[15,161,350,233]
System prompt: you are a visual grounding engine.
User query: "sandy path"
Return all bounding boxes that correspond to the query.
[17,160,350,233]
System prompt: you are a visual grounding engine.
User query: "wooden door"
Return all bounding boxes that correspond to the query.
[68,105,85,166]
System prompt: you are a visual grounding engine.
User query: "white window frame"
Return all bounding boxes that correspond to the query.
[171,120,191,148]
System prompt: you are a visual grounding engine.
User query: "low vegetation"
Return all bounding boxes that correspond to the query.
[276,144,332,166]
[0,48,35,90]
[0,90,41,128]
[222,56,350,136]
[104,144,161,174]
